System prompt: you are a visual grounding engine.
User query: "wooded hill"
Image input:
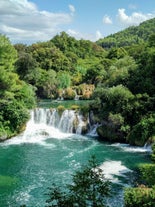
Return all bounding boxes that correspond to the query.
[97,17,155,48]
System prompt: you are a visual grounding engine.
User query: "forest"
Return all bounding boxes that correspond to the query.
[0,17,155,206]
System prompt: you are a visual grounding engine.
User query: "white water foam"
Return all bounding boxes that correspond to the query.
[99,160,132,183]
[0,108,94,146]
[1,112,73,146]
[110,143,152,153]
[87,123,99,137]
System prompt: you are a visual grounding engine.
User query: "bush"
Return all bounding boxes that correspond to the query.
[124,186,155,207]
[152,144,155,162]
[127,114,155,146]
[64,87,76,100]
[71,105,80,111]
[139,164,155,187]
[0,99,29,139]
[57,105,65,115]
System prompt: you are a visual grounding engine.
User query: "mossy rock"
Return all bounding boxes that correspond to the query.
[71,105,80,111]
[57,105,65,115]
[97,125,124,142]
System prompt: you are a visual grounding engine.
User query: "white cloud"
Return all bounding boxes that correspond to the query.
[95,30,103,40]
[67,29,103,41]
[0,0,74,43]
[117,8,155,26]
[69,4,75,15]
[103,15,113,24]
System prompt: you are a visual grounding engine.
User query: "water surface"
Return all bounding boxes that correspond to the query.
[0,108,151,207]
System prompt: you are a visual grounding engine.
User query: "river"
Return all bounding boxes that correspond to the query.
[0,106,151,207]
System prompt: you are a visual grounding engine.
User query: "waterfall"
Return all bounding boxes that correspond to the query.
[74,90,80,100]
[58,110,76,133]
[32,108,90,135]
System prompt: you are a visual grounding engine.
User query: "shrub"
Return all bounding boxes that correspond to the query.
[139,164,155,187]
[64,88,76,100]
[152,144,155,162]
[124,186,155,207]
[71,105,80,111]
[0,99,29,139]
[127,114,155,146]
[57,105,65,115]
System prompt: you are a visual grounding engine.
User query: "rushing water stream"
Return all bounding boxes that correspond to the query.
[0,108,151,207]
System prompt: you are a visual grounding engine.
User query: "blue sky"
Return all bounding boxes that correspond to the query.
[0,0,155,44]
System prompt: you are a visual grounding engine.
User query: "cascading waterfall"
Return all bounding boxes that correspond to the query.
[32,108,90,135]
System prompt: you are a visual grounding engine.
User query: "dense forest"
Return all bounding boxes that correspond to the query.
[0,17,155,206]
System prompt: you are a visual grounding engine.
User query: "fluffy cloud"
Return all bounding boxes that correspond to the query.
[67,29,103,41]
[103,15,113,24]
[0,0,74,43]
[117,8,155,26]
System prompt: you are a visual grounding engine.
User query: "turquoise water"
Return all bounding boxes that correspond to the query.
[37,99,92,108]
[0,105,151,207]
[0,134,150,207]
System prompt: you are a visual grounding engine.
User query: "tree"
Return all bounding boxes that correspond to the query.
[106,56,137,87]
[0,34,17,71]
[46,156,110,207]
[15,52,38,83]
[57,71,71,89]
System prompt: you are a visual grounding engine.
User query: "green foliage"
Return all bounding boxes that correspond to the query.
[0,100,29,138]
[63,88,76,100]
[46,156,110,207]
[97,113,126,142]
[57,72,71,89]
[93,85,134,116]
[15,52,39,85]
[97,18,155,49]
[71,105,80,111]
[36,69,57,98]
[106,56,137,86]
[124,186,155,207]
[139,164,155,187]
[57,105,65,115]
[0,34,17,71]
[152,144,155,162]
[14,82,36,109]
[0,34,36,140]
[127,114,155,146]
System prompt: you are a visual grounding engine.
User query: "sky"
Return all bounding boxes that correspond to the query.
[0,0,155,44]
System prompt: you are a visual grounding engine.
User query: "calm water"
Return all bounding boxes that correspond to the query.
[0,107,151,207]
[37,99,92,108]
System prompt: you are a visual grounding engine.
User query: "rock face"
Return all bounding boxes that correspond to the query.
[58,84,95,100]
[0,134,7,142]
[97,123,125,143]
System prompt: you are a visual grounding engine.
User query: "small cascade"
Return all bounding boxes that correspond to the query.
[143,142,152,152]
[76,114,85,134]
[48,109,60,127]
[74,90,80,100]
[87,124,100,137]
[58,110,76,133]
[31,108,91,135]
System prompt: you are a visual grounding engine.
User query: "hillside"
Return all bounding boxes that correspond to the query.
[97,18,155,48]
